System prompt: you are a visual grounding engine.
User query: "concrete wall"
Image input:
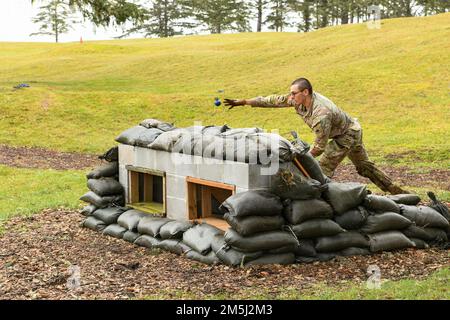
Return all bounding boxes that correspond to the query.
[118,144,277,221]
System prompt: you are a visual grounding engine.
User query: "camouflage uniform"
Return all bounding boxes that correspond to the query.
[250,92,397,193]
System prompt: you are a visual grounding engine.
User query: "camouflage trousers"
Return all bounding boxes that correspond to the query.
[319,127,394,192]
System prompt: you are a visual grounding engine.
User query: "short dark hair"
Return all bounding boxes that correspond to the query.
[291,78,313,95]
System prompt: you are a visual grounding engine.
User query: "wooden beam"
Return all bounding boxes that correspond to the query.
[129,171,140,203]
[187,181,198,220]
[201,186,212,218]
[143,174,153,203]
[186,176,236,192]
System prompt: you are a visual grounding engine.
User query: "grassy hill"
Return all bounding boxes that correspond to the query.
[0,13,449,169]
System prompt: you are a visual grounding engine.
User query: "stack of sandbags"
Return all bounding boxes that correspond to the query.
[217,191,298,266]
[115,119,175,147]
[181,223,223,265]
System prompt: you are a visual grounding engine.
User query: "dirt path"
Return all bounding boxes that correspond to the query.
[0,209,448,300]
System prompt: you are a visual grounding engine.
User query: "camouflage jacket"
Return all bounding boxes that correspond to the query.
[250,92,358,155]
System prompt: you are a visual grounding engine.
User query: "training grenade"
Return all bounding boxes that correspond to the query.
[214,97,222,107]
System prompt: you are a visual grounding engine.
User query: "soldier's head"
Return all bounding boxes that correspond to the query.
[289,78,313,106]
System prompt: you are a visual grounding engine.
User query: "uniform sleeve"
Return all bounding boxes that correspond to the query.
[310,116,332,157]
[248,94,293,108]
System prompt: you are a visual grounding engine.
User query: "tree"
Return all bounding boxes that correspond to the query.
[30,0,78,42]
[189,0,251,34]
[265,0,292,32]
[120,0,195,38]
[31,0,146,27]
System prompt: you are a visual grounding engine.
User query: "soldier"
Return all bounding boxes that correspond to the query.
[224,77,407,195]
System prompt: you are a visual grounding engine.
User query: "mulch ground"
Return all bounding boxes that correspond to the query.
[0,209,448,300]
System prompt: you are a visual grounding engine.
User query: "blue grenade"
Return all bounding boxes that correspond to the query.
[214,97,222,107]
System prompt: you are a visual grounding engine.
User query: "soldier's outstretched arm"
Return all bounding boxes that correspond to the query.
[224,94,292,110]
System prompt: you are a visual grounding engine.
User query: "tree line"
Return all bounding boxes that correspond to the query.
[30,0,449,42]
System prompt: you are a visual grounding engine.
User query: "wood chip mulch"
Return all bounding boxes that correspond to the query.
[0,209,448,300]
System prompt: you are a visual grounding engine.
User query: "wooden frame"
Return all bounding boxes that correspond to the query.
[186,176,236,220]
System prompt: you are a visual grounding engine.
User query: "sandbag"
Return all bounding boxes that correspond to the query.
[315,231,369,253]
[324,182,367,215]
[156,122,176,132]
[402,225,434,241]
[82,216,106,232]
[291,219,345,239]
[387,194,421,206]
[360,212,412,234]
[368,231,415,253]
[296,253,336,264]
[87,162,119,179]
[99,147,119,162]
[80,204,97,216]
[140,118,164,129]
[93,207,125,225]
[400,205,450,229]
[363,195,400,214]
[211,235,262,266]
[270,162,326,200]
[137,217,172,238]
[224,213,284,236]
[185,250,220,265]
[134,128,163,147]
[87,178,123,197]
[159,220,194,239]
[117,210,148,231]
[123,231,140,243]
[154,240,192,255]
[115,126,148,146]
[220,191,283,218]
[293,240,317,257]
[221,128,264,137]
[202,125,230,135]
[409,238,429,249]
[134,235,161,248]
[148,129,185,152]
[80,191,124,208]
[427,192,450,221]
[267,244,297,254]
[102,224,127,239]
[338,247,371,257]
[283,199,333,225]
[334,207,369,230]
[224,229,298,252]
[182,224,224,255]
[423,228,448,242]
[244,253,296,266]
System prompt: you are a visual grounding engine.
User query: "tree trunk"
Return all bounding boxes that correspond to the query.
[257,0,263,32]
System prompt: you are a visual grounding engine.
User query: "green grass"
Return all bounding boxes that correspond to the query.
[143,267,450,300]
[0,165,86,222]
[0,14,449,169]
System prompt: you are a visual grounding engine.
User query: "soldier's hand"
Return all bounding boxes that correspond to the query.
[224,99,245,110]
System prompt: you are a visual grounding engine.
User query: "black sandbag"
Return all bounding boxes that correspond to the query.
[323,182,367,215]
[251,133,296,163]
[270,162,326,200]
[363,195,400,214]
[427,192,450,221]
[338,247,371,257]
[134,235,161,248]
[244,253,296,266]
[402,225,434,241]
[224,229,298,252]
[360,212,412,234]
[185,250,220,265]
[290,132,327,184]
[157,122,176,132]
[202,125,230,135]
[83,216,106,232]
[134,128,164,147]
[293,240,317,257]
[283,199,333,225]
[315,231,369,253]
[409,238,429,249]
[182,224,224,255]
[334,207,369,230]
[148,129,185,152]
[296,253,336,264]
[87,178,123,197]
[87,162,119,180]
[423,228,448,242]
[291,219,345,239]
[140,118,163,129]
[80,204,97,216]
[368,231,415,253]
[267,244,297,254]
[212,235,262,266]
[123,231,140,243]
[117,210,148,231]
[221,128,264,138]
[93,207,125,225]
[137,217,173,238]
[80,191,123,208]
[103,224,127,239]
[387,194,421,206]
[99,146,119,162]
[159,220,194,239]
[400,205,450,229]
[154,240,192,255]
[115,126,148,145]
[224,213,284,236]
[220,191,283,218]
